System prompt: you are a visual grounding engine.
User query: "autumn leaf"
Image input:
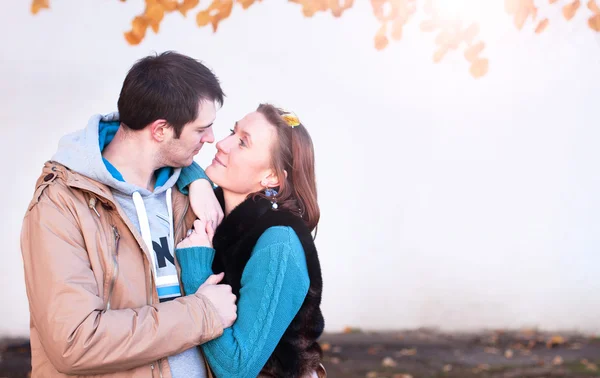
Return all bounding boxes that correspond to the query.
[563,0,581,20]
[178,0,199,16]
[514,7,530,29]
[463,23,480,44]
[433,46,447,63]
[588,0,600,13]
[590,13,600,30]
[31,0,49,14]
[505,0,520,14]
[547,335,566,348]
[470,58,488,78]
[196,10,211,27]
[158,0,178,12]
[237,0,258,10]
[374,23,389,50]
[535,18,549,33]
[145,3,165,33]
[464,41,485,62]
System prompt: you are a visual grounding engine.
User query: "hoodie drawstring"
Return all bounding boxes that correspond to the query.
[132,188,174,287]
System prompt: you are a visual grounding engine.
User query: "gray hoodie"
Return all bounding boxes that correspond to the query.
[52,112,207,378]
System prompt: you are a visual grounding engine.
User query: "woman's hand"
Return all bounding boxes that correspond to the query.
[177,219,216,249]
[189,179,223,230]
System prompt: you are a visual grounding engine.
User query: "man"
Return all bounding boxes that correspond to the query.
[20,51,235,377]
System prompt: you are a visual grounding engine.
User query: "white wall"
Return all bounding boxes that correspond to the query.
[1,1,599,337]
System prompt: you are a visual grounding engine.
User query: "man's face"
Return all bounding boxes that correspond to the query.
[160,99,217,167]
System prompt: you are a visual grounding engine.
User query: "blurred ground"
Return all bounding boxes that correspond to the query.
[1,329,599,377]
[320,329,600,378]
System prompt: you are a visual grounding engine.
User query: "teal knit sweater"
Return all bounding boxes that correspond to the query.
[175,226,310,378]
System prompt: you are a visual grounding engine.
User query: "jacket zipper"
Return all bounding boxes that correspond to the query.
[174,200,190,243]
[150,199,187,378]
[150,361,164,378]
[106,226,120,310]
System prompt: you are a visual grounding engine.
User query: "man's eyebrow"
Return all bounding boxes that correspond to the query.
[198,122,214,129]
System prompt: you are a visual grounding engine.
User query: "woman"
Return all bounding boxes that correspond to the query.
[176,103,326,377]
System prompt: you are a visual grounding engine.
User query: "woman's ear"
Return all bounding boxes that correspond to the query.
[261,170,281,188]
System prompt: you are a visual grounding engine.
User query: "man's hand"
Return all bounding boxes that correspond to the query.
[189,179,223,230]
[195,272,237,328]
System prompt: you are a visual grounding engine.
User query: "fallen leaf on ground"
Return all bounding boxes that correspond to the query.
[582,359,599,371]
[547,335,565,348]
[382,356,397,367]
[396,348,417,356]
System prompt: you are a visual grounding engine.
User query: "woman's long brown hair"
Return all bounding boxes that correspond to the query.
[255,103,320,232]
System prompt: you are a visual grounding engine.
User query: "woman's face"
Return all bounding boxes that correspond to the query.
[206,111,278,196]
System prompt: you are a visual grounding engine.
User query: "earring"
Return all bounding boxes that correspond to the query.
[265,188,279,209]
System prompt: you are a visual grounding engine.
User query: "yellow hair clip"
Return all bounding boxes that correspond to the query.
[281,112,300,128]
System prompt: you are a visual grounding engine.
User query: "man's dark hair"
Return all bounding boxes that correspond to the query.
[117,51,225,138]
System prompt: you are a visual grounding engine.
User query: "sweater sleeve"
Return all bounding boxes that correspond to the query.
[176,226,310,378]
[177,161,211,195]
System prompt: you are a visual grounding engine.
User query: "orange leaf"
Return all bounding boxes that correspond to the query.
[31,0,50,14]
[470,58,489,78]
[514,7,530,29]
[588,0,600,13]
[237,0,257,10]
[435,31,452,46]
[131,16,149,37]
[197,10,211,26]
[549,0,559,3]
[464,41,485,62]
[391,20,403,40]
[433,46,447,63]
[124,31,143,45]
[535,18,549,33]
[463,23,480,44]
[563,0,581,20]
[505,0,520,14]
[374,23,389,50]
[178,0,199,16]
[145,3,165,32]
[158,0,178,11]
[589,13,600,30]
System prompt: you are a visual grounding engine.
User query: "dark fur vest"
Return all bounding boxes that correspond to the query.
[212,189,325,377]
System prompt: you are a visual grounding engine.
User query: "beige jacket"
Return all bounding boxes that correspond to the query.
[21,162,222,378]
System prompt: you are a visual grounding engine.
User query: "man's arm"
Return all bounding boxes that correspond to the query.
[21,197,224,375]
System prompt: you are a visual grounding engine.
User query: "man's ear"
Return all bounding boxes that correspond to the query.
[149,119,171,142]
